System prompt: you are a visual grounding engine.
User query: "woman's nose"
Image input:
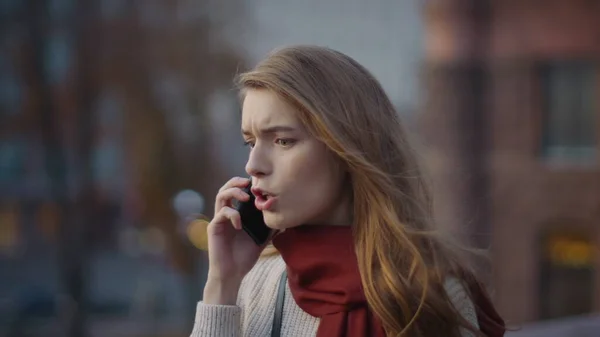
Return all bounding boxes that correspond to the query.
[245,146,271,177]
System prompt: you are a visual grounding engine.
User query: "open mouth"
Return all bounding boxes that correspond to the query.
[252,189,276,211]
[256,191,271,201]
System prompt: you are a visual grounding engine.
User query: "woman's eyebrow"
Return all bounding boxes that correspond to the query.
[241,125,296,136]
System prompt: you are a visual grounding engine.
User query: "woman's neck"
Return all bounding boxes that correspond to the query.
[305,190,353,227]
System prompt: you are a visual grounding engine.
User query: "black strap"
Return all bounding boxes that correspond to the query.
[271,269,287,337]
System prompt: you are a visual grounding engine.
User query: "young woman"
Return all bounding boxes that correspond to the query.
[191,45,505,337]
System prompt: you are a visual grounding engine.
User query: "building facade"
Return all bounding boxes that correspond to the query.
[422,0,600,324]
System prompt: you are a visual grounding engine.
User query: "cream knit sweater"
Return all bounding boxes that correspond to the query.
[191,254,479,337]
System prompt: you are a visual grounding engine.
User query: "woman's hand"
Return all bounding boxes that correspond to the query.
[203,177,267,305]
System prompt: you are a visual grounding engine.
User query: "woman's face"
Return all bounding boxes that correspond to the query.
[241,89,351,230]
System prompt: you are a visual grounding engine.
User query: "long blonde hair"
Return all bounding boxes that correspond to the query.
[237,45,484,337]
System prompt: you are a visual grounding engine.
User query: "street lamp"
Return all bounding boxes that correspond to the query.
[172,189,209,250]
[172,189,205,226]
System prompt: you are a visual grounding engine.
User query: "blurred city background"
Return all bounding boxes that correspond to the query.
[0,0,598,336]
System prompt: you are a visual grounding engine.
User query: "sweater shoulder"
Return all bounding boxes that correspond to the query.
[239,253,286,299]
[236,254,287,336]
[444,278,480,337]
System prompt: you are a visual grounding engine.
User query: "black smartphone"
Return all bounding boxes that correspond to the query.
[235,182,271,245]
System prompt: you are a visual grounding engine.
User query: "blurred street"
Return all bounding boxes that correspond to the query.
[507,314,600,337]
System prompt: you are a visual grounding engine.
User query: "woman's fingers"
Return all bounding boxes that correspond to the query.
[211,206,243,231]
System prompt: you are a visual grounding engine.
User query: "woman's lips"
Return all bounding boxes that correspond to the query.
[255,194,276,211]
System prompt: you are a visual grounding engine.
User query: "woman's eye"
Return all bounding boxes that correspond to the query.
[243,140,255,148]
[275,138,295,147]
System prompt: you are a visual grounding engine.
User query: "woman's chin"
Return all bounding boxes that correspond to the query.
[264,213,298,231]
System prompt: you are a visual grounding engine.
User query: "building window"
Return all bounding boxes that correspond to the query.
[540,62,596,161]
[45,32,72,85]
[539,229,596,320]
[0,59,22,117]
[0,138,25,184]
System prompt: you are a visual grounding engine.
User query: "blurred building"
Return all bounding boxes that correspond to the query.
[422,0,600,325]
[0,1,241,334]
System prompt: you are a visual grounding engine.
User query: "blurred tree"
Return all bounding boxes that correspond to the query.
[104,0,245,265]
[26,0,98,336]
[19,0,246,335]
[100,0,248,321]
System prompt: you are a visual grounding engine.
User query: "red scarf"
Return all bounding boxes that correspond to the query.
[272,225,505,337]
